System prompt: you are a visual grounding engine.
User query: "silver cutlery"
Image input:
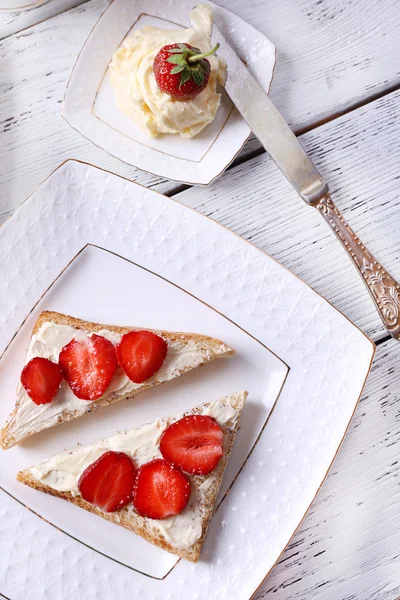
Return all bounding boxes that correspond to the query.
[212,22,400,340]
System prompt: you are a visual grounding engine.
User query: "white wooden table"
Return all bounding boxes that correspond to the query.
[1,1,399,599]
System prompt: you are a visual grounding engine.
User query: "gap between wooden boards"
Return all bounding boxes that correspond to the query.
[0,0,90,40]
[165,84,400,349]
[2,0,399,349]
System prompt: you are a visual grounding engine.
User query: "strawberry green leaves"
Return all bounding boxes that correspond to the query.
[153,42,219,99]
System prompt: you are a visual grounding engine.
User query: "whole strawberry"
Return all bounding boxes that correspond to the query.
[153,42,220,100]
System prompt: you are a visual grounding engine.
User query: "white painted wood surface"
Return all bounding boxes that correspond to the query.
[1,0,400,222]
[255,337,400,600]
[0,0,399,599]
[175,90,400,343]
[0,337,398,600]
[0,0,87,39]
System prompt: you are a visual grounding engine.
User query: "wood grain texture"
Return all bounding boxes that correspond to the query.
[173,89,400,343]
[255,336,400,600]
[1,0,400,222]
[2,0,399,132]
[0,0,175,223]
[0,338,398,600]
[0,0,88,40]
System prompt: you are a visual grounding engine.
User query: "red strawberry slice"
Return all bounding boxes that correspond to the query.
[133,458,190,520]
[59,334,117,401]
[20,357,63,405]
[160,415,224,475]
[116,330,168,384]
[78,450,136,513]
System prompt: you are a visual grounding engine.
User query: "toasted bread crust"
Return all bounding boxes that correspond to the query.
[32,312,234,350]
[17,393,247,562]
[0,311,234,449]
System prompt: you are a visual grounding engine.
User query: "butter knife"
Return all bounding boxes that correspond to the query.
[212,22,400,340]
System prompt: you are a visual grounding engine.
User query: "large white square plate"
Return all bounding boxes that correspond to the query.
[0,161,375,600]
[63,0,276,185]
[0,244,289,579]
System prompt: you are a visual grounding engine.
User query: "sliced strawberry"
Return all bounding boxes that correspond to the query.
[116,330,168,384]
[59,334,117,401]
[78,451,136,512]
[20,357,63,405]
[133,458,190,520]
[160,415,224,475]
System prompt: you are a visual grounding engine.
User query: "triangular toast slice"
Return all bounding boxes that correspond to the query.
[1,311,234,449]
[17,391,247,562]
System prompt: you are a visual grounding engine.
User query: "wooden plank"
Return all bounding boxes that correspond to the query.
[255,336,400,600]
[2,0,399,134]
[0,0,89,40]
[1,0,399,223]
[174,89,400,342]
[226,0,400,132]
[0,0,177,224]
[0,339,398,600]
[3,0,400,135]
[1,0,399,341]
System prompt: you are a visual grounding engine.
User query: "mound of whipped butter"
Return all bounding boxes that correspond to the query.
[109,4,227,138]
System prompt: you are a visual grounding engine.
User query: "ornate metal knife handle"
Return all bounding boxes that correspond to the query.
[210,23,400,339]
[312,194,400,339]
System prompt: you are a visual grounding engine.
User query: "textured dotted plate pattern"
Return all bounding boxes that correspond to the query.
[63,0,276,185]
[0,161,375,600]
[0,242,289,579]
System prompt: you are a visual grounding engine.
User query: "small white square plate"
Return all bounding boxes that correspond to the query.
[63,0,276,185]
[0,161,375,600]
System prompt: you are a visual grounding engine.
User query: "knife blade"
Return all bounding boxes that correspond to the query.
[211,22,328,205]
[211,21,400,340]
